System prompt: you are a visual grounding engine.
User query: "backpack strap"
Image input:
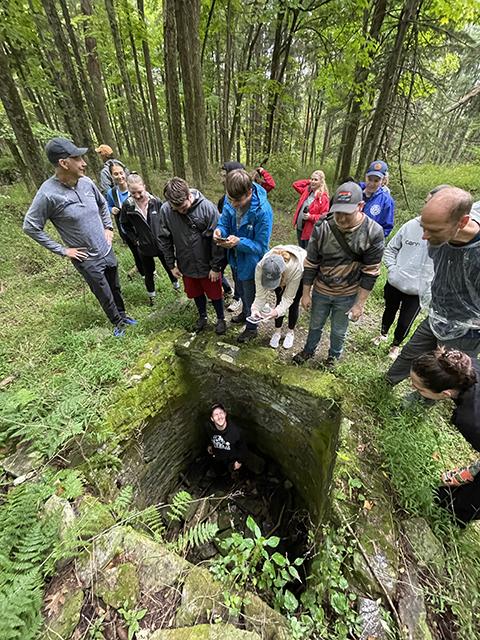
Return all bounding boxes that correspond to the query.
[327,218,362,262]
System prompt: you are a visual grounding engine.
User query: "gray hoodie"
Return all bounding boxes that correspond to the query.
[383,217,434,296]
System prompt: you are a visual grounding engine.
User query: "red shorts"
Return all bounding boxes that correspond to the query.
[182,275,223,300]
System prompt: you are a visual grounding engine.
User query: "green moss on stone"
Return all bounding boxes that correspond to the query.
[95,562,140,610]
[149,624,262,639]
[43,588,83,640]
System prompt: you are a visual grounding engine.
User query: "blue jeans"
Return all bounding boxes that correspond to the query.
[236,278,256,326]
[304,291,357,359]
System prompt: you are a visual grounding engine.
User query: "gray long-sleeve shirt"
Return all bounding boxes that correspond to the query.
[23,176,112,260]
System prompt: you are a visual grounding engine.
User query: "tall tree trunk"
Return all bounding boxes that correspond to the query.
[137,0,167,169]
[0,43,48,188]
[163,0,185,177]
[122,0,156,165]
[263,8,299,157]
[174,0,209,187]
[40,0,100,174]
[220,0,232,160]
[104,0,150,185]
[356,0,422,173]
[80,0,117,151]
[337,0,387,180]
[58,0,102,142]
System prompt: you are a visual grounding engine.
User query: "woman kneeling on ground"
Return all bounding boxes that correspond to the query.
[292,170,329,249]
[249,245,306,350]
[410,347,480,526]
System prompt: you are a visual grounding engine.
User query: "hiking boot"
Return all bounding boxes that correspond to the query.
[237,328,257,343]
[231,313,246,324]
[292,350,313,365]
[324,355,337,368]
[194,316,208,333]
[215,319,227,335]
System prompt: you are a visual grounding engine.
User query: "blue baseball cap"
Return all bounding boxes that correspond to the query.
[366,160,388,178]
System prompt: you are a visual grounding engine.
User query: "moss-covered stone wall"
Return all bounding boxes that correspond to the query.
[109,332,341,523]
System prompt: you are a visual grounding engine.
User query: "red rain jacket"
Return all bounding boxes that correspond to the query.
[292,180,329,241]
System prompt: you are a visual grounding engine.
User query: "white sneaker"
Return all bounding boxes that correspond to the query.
[372,334,388,346]
[388,346,401,360]
[227,299,242,313]
[283,331,294,349]
[269,332,281,349]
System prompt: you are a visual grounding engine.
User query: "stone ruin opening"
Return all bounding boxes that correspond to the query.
[119,336,341,577]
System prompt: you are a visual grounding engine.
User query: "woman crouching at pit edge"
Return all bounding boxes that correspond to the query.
[205,403,247,477]
[410,347,480,526]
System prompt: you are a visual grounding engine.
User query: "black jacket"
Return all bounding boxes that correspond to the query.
[119,195,163,256]
[157,190,226,278]
[452,359,480,452]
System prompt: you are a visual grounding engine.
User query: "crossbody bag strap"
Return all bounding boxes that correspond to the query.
[327,218,362,262]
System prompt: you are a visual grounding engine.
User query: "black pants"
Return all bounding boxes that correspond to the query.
[381,282,420,346]
[436,473,480,527]
[113,214,145,276]
[296,228,308,250]
[73,248,125,325]
[386,318,480,385]
[274,280,303,330]
[140,252,176,294]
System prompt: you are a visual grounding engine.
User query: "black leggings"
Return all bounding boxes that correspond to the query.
[381,281,420,346]
[140,252,176,294]
[113,214,145,276]
[274,280,303,330]
[436,473,480,527]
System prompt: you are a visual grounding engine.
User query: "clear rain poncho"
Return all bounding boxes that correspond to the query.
[420,208,480,340]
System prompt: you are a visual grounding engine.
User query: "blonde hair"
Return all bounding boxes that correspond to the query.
[311,170,329,197]
[272,248,292,263]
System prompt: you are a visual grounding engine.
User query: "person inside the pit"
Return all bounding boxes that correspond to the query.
[205,403,247,475]
[410,347,480,526]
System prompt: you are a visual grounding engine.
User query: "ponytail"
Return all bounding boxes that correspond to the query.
[411,347,476,393]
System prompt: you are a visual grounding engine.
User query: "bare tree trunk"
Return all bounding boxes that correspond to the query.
[40,0,100,174]
[0,43,48,188]
[104,0,150,185]
[356,0,422,173]
[163,0,185,177]
[174,0,209,186]
[80,0,117,151]
[137,0,167,170]
[58,0,102,142]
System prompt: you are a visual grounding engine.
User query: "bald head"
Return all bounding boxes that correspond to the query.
[421,187,473,246]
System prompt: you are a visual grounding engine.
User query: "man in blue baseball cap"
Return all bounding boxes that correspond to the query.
[23,137,137,337]
[361,160,395,237]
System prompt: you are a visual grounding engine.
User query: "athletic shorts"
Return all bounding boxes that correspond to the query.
[182,275,223,300]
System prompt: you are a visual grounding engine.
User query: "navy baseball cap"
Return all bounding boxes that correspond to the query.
[330,181,363,214]
[366,160,388,178]
[45,137,88,164]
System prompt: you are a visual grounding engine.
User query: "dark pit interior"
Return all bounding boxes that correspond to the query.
[119,339,341,553]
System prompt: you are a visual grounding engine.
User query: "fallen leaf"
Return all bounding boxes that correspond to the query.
[44,590,66,617]
[432,451,440,461]
[363,500,374,511]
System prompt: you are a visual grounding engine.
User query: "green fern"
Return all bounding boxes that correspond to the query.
[167,490,192,523]
[111,485,134,518]
[171,521,219,554]
[139,505,166,541]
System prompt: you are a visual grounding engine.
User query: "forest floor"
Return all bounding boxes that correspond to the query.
[1,161,480,637]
